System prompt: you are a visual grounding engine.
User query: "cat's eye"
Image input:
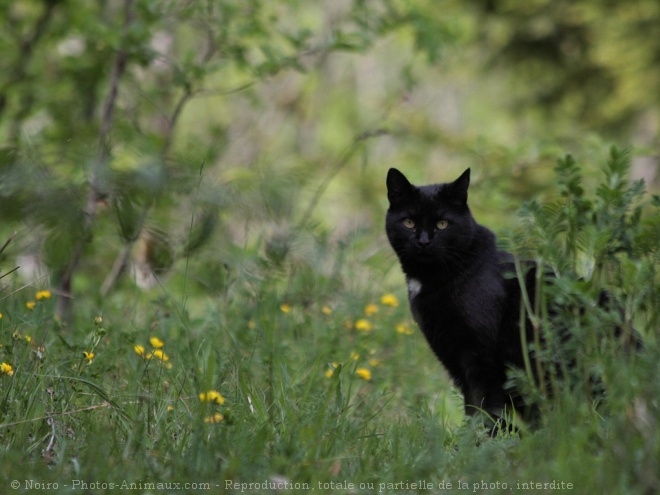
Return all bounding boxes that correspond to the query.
[403,218,416,229]
[436,220,449,230]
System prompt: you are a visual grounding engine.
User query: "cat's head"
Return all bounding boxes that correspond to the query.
[385,168,477,267]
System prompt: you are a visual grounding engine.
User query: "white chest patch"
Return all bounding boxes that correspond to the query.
[407,278,422,299]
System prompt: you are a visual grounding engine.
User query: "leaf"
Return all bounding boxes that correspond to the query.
[136,229,174,276]
[183,208,218,256]
[113,195,143,242]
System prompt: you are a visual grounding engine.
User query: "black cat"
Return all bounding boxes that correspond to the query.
[385,168,643,429]
[385,168,547,427]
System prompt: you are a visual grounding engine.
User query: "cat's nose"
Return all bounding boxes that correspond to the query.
[417,231,431,247]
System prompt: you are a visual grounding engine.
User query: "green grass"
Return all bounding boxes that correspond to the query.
[2,148,660,495]
[1,260,658,495]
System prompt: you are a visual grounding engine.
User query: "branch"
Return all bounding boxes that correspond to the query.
[294,127,389,232]
[56,0,136,324]
[159,89,192,158]
[1,0,59,135]
[0,231,17,256]
[0,232,19,283]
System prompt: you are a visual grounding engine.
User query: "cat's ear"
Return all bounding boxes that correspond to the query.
[386,168,415,206]
[447,168,470,204]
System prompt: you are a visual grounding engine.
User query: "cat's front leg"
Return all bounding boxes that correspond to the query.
[462,381,511,433]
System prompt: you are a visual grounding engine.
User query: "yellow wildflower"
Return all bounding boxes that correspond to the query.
[36,290,52,300]
[83,352,94,364]
[134,345,146,356]
[0,312,3,319]
[321,305,333,315]
[369,358,380,367]
[356,368,372,381]
[199,390,225,405]
[25,335,32,343]
[149,336,164,349]
[204,413,224,424]
[1,362,14,376]
[325,362,339,378]
[396,323,414,335]
[280,303,292,314]
[350,351,360,361]
[94,316,103,325]
[26,301,36,310]
[380,294,399,307]
[364,304,378,317]
[167,405,174,412]
[355,319,373,332]
[152,349,169,362]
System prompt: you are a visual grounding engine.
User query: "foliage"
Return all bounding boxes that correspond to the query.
[472,0,660,138]
[1,0,658,323]
[505,147,659,337]
[500,147,659,452]
[0,0,424,321]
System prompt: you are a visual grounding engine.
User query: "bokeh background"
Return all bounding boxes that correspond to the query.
[1,2,660,492]
[1,0,658,319]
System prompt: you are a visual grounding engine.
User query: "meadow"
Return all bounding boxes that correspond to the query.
[1,1,660,494]
[1,149,659,495]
